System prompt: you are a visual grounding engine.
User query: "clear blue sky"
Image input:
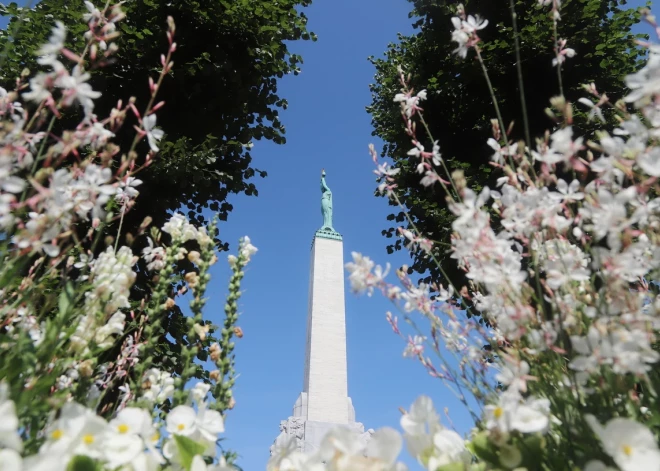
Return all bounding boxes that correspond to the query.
[1,0,655,469]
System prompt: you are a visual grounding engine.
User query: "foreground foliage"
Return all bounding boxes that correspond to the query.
[367,0,647,289]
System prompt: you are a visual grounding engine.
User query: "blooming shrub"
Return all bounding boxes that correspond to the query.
[0,3,259,470]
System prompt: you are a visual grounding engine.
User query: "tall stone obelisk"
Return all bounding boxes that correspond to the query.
[270,170,372,455]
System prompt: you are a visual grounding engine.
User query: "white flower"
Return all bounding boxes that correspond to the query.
[510,398,550,433]
[625,47,660,105]
[37,21,66,59]
[345,252,389,296]
[83,1,102,22]
[450,11,488,58]
[401,396,441,459]
[487,138,517,164]
[268,436,313,471]
[495,358,531,394]
[143,114,164,152]
[38,403,116,466]
[166,404,224,443]
[105,407,156,468]
[142,238,166,271]
[167,405,197,437]
[240,236,258,261]
[116,176,142,206]
[586,416,660,471]
[108,407,153,437]
[637,147,660,177]
[428,429,470,469]
[552,179,584,201]
[191,382,211,404]
[464,14,488,32]
[56,65,102,116]
[364,428,406,469]
[403,335,426,358]
[484,394,550,434]
[142,368,175,405]
[0,384,22,451]
[314,427,406,470]
[578,97,605,123]
[70,414,109,460]
[94,311,125,349]
[162,213,200,243]
[0,449,22,471]
[584,461,617,471]
[195,408,225,442]
[23,73,52,104]
[393,90,427,117]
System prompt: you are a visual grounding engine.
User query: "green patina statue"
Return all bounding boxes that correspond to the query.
[314,169,341,241]
[320,169,334,231]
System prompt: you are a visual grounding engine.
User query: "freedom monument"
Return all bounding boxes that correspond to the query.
[270,170,373,454]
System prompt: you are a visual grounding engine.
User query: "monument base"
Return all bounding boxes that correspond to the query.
[270,393,373,455]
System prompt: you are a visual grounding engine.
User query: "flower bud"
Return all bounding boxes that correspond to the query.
[188,251,201,264]
[79,360,94,378]
[184,272,199,288]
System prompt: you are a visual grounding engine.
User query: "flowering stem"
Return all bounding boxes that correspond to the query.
[553,18,564,96]
[211,240,249,413]
[416,113,461,202]
[508,0,532,148]
[131,240,181,400]
[474,47,516,169]
[171,224,217,407]
[113,209,126,252]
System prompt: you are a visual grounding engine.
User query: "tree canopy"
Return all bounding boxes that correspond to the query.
[368,0,647,289]
[0,0,314,423]
[1,0,315,234]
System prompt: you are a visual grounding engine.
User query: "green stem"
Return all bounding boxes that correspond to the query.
[509,0,532,148]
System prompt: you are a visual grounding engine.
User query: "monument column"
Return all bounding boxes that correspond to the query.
[304,225,348,423]
[271,170,371,455]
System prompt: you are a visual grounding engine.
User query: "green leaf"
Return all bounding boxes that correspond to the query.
[436,463,469,471]
[466,431,499,463]
[59,281,75,316]
[174,434,207,470]
[66,455,101,471]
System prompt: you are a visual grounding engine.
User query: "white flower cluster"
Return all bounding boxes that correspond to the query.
[12,165,116,257]
[162,213,213,247]
[0,381,229,471]
[345,252,389,296]
[142,237,167,271]
[70,246,136,353]
[269,396,470,471]
[450,5,488,59]
[3,306,44,347]
[141,368,175,405]
[85,246,137,316]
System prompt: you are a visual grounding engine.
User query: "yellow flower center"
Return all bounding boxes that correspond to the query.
[51,429,63,440]
[177,423,185,431]
[494,407,503,419]
[83,434,94,445]
[118,424,129,434]
[623,445,633,456]
[151,432,160,443]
